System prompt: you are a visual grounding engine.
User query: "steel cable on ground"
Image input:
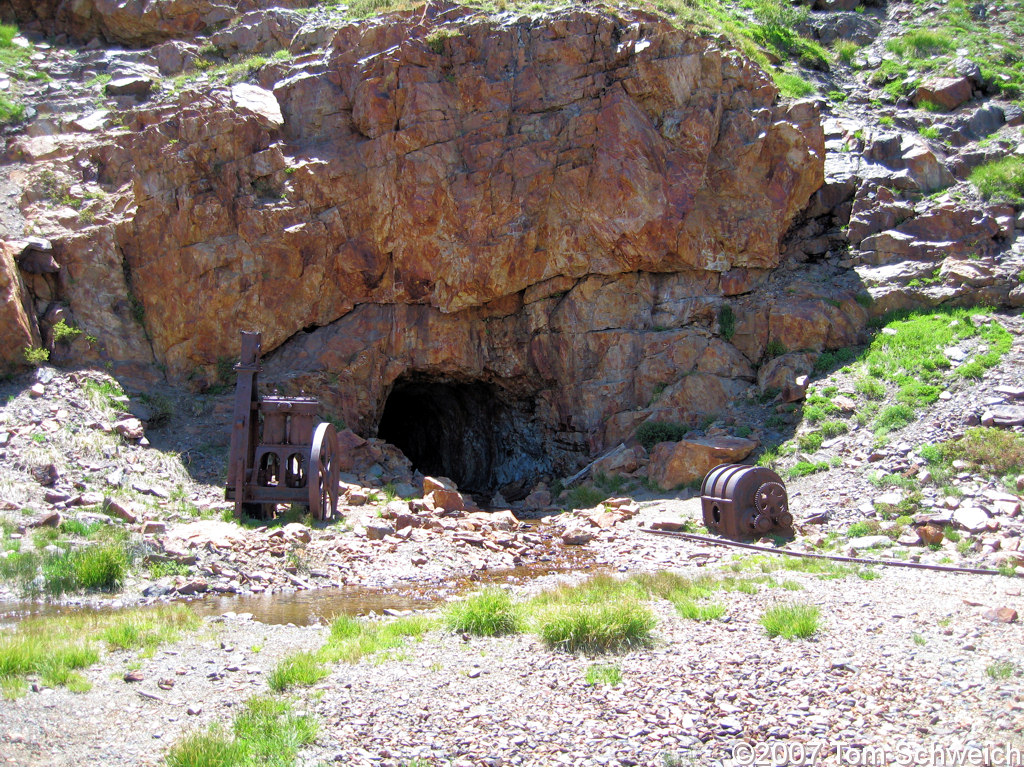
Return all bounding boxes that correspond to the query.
[640,527,1016,577]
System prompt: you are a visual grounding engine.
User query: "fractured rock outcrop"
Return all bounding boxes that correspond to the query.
[8,5,849,482]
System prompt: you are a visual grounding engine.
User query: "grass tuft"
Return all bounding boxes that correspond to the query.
[760,603,821,639]
[585,663,622,686]
[970,157,1024,205]
[535,602,656,654]
[166,696,317,767]
[444,588,524,637]
[267,652,329,692]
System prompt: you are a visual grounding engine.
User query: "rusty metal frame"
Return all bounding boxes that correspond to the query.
[224,331,339,520]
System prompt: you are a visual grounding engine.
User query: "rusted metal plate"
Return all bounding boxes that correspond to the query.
[700,464,791,539]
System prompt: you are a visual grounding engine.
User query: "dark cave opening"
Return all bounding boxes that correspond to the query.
[376,376,549,501]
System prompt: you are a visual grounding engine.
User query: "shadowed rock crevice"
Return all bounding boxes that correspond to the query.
[376,376,549,501]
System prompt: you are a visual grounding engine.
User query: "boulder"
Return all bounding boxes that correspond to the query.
[648,437,758,491]
[211,9,304,56]
[560,526,595,545]
[953,506,991,533]
[166,520,245,549]
[914,77,973,112]
[425,488,469,514]
[105,76,155,97]
[229,83,283,129]
[282,522,311,544]
[757,353,815,393]
[364,522,394,541]
[847,535,892,551]
[147,40,202,75]
[901,143,954,193]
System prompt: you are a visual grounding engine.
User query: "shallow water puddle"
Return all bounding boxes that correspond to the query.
[0,558,594,627]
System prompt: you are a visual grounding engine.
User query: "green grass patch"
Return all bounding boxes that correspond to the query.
[797,432,824,452]
[942,427,1024,476]
[818,420,848,439]
[82,377,126,414]
[759,603,821,639]
[444,587,524,637]
[774,72,815,98]
[970,157,1024,206]
[267,651,329,692]
[534,601,656,654]
[0,604,197,698]
[320,614,436,665]
[672,599,726,621]
[584,663,622,686]
[787,461,829,479]
[101,608,199,651]
[166,695,317,767]
[42,541,131,595]
[986,661,1016,680]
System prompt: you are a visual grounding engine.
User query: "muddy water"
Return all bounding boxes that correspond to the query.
[0,559,595,628]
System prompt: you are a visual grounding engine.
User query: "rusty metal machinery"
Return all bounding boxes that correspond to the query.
[225,331,340,520]
[700,464,792,539]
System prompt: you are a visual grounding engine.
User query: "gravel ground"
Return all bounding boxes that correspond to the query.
[2,505,1022,767]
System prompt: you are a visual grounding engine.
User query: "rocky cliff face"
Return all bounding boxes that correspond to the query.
[0,3,871,494]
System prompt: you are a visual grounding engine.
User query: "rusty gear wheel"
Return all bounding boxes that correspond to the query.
[754,481,787,521]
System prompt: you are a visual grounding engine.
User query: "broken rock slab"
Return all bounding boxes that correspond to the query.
[648,437,759,491]
[560,525,595,545]
[980,406,1024,427]
[953,506,991,533]
[230,83,283,129]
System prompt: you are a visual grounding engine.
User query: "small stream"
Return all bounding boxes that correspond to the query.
[0,558,595,628]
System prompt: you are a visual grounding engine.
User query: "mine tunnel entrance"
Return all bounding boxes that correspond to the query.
[376,376,549,502]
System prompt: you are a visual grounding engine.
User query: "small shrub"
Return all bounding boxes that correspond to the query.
[22,346,49,366]
[818,420,848,439]
[425,28,459,54]
[765,339,787,358]
[760,603,820,639]
[566,484,607,509]
[756,446,779,469]
[797,432,824,452]
[875,404,915,435]
[718,304,735,341]
[636,421,687,451]
[51,319,82,343]
[444,588,523,637]
[918,125,941,140]
[855,377,886,400]
[846,521,877,538]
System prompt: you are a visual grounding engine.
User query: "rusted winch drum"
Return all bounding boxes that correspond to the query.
[700,464,792,539]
